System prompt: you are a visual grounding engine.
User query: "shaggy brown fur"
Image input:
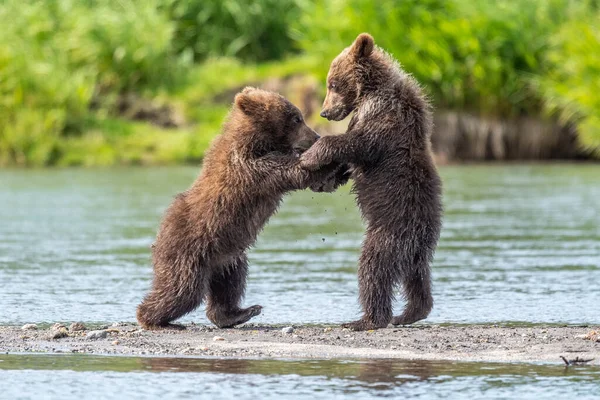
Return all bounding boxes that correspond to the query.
[301,33,443,331]
[137,87,337,330]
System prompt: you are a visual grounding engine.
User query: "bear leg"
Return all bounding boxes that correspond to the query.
[342,238,395,331]
[205,254,262,329]
[391,260,433,325]
[137,260,206,330]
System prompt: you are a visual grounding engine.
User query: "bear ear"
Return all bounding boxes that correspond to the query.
[350,33,374,59]
[234,87,262,115]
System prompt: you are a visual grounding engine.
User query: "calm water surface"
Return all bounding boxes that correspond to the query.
[1,164,599,399]
[1,165,598,325]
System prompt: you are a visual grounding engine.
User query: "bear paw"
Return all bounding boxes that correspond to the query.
[141,323,186,331]
[211,305,263,329]
[341,319,388,331]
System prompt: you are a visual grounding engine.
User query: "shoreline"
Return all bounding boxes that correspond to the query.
[2,324,598,364]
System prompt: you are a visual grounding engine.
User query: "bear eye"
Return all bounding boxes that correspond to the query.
[293,115,302,124]
[329,82,337,90]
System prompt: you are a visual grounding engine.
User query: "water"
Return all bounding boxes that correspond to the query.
[1,164,599,398]
[1,354,599,399]
[1,164,598,326]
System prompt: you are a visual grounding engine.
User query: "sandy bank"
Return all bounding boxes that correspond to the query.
[2,324,598,364]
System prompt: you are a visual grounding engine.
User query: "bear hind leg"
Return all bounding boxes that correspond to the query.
[205,254,262,329]
[137,260,206,330]
[342,243,396,331]
[391,260,433,326]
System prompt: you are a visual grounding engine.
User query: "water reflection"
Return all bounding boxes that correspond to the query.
[140,357,437,387]
[3,353,598,381]
[2,354,599,399]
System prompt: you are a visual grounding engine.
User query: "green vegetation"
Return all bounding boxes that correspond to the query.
[165,0,302,62]
[0,0,598,166]
[0,0,189,166]
[536,16,600,153]
[298,0,600,153]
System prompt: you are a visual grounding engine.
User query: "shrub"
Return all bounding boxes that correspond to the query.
[296,0,580,117]
[537,15,600,152]
[0,0,190,166]
[165,0,303,62]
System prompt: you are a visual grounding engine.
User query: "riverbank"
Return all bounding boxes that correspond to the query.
[2,324,598,364]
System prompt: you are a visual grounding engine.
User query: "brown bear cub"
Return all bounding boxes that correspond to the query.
[301,33,443,331]
[137,87,336,330]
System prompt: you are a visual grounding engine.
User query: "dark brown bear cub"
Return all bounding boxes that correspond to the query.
[301,33,443,331]
[137,87,335,330]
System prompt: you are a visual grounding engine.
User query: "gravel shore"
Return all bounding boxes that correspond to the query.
[2,324,599,364]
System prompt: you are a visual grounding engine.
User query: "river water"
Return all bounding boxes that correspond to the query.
[1,354,599,399]
[0,164,599,398]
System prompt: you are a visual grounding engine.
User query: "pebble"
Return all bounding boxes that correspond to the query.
[52,323,66,331]
[21,324,38,331]
[69,322,86,332]
[323,327,332,333]
[112,340,120,345]
[281,327,294,334]
[86,330,108,340]
[213,336,225,341]
[51,328,68,339]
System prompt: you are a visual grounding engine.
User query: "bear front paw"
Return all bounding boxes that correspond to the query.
[309,179,336,193]
[300,141,334,171]
[309,165,350,193]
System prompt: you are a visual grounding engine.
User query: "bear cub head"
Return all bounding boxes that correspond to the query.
[233,87,320,157]
[320,33,376,121]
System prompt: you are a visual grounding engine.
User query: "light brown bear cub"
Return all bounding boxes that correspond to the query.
[301,33,443,331]
[137,88,336,330]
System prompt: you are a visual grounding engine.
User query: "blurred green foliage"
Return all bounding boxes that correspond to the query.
[536,16,600,154]
[0,0,189,166]
[298,0,585,116]
[0,0,598,166]
[297,0,599,151]
[164,0,303,62]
